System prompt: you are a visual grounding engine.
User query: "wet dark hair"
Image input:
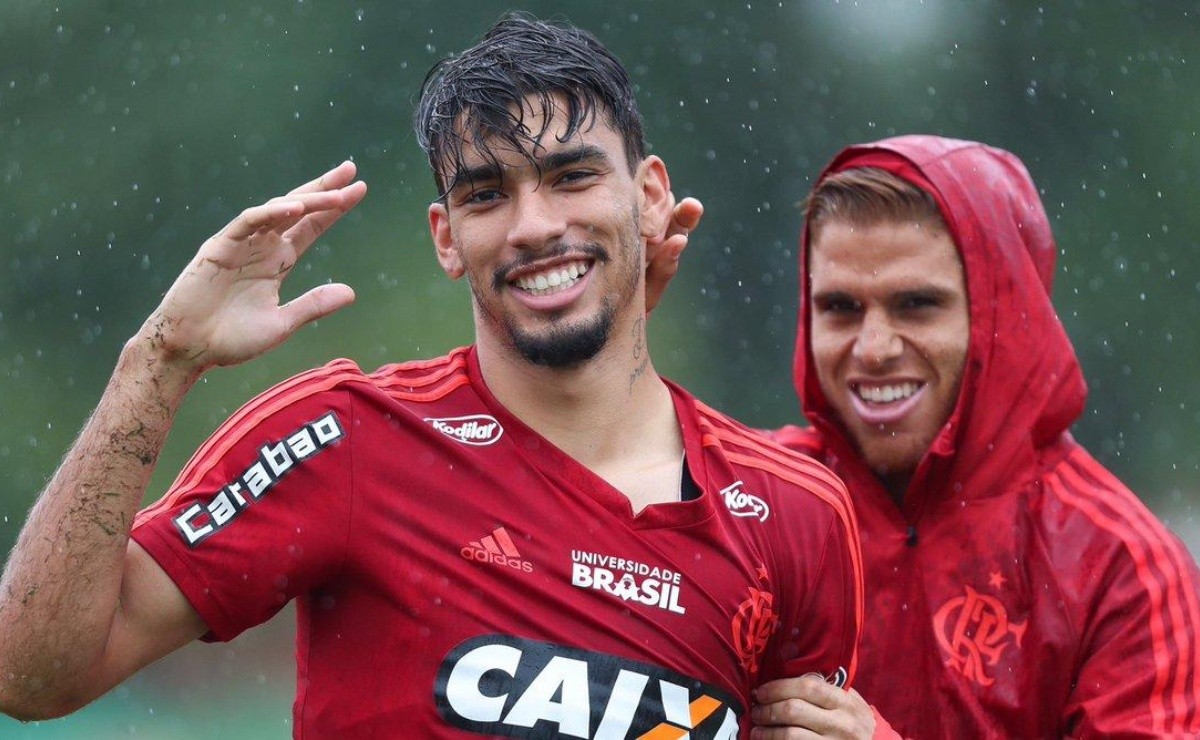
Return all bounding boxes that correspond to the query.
[805,167,945,241]
[414,13,647,197]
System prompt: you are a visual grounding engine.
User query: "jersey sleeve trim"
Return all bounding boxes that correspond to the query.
[132,521,244,641]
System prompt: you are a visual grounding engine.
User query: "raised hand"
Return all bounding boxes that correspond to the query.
[140,161,368,374]
[645,195,703,314]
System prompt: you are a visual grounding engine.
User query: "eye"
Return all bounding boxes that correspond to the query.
[814,295,861,315]
[462,187,502,206]
[556,169,597,187]
[897,292,941,311]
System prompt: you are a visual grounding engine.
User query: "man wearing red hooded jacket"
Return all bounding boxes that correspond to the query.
[659,135,1200,738]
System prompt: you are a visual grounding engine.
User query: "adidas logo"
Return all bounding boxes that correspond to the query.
[426,414,504,446]
[461,527,534,573]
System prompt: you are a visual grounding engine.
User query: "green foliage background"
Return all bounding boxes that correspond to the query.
[1,1,1197,735]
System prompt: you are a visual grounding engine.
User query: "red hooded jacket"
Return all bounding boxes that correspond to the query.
[773,135,1200,738]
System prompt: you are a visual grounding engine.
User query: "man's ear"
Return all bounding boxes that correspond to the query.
[637,156,672,251]
[428,202,464,279]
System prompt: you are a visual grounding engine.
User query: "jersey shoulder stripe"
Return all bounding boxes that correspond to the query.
[769,424,824,458]
[371,350,472,404]
[1045,450,1199,735]
[135,359,372,526]
[693,400,846,494]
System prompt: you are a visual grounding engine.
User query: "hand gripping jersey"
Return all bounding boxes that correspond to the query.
[133,346,863,738]
[782,135,1200,738]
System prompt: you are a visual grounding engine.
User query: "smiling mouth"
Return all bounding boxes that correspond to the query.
[511,260,591,297]
[853,381,922,405]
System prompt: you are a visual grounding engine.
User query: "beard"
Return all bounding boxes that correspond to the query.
[507,299,616,368]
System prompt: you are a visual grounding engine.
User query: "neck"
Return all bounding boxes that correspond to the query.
[477,314,662,456]
[476,313,685,511]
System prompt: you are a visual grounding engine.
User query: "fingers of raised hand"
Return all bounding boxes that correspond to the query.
[222,182,366,243]
[286,160,358,197]
[281,180,368,251]
[220,199,305,242]
[280,283,356,334]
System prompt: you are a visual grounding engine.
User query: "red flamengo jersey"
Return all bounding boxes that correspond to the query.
[133,346,862,738]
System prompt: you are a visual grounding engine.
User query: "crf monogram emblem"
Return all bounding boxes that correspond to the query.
[731,568,779,678]
[933,585,1027,686]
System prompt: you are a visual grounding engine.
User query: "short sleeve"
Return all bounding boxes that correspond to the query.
[765,510,863,687]
[131,384,355,642]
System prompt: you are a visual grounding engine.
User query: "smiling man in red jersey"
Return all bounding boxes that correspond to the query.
[660,137,1200,737]
[0,14,868,737]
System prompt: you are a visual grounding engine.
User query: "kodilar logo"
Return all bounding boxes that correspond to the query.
[426,414,504,446]
[720,481,770,522]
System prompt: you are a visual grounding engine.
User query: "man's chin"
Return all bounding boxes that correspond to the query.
[510,315,612,369]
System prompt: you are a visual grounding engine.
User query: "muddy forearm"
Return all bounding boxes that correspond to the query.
[0,330,199,713]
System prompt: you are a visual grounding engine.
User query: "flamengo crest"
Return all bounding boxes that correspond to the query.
[933,584,1027,686]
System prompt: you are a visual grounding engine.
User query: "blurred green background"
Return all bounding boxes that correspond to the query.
[2,1,1198,736]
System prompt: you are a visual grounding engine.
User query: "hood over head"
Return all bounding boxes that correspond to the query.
[794,135,1087,509]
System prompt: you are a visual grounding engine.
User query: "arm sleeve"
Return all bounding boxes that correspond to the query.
[130,385,356,642]
[768,509,863,687]
[1064,526,1200,738]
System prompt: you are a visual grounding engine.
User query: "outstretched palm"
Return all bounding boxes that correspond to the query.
[144,161,367,373]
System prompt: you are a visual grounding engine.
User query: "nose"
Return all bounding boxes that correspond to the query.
[506,187,568,251]
[852,309,902,368]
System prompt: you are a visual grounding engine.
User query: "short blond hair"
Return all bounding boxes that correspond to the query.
[804,167,945,241]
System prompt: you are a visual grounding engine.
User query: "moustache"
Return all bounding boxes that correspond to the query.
[492,243,610,292]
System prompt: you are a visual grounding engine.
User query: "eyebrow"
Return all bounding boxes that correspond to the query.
[540,143,610,172]
[448,143,612,192]
[810,286,958,304]
[810,289,854,305]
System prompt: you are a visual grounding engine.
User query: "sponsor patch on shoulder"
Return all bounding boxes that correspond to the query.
[436,634,743,738]
[425,414,504,446]
[720,481,770,522]
[172,411,343,547]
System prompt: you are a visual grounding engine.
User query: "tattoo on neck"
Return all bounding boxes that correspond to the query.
[629,317,649,393]
[629,357,649,394]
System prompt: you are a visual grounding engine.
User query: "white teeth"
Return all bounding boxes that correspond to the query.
[514,261,590,296]
[856,382,919,404]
